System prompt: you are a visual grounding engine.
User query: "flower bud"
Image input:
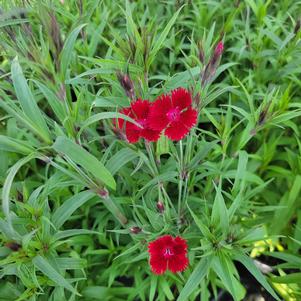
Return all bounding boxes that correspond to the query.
[130,226,142,234]
[201,40,224,86]
[257,101,271,126]
[117,71,135,100]
[157,201,164,213]
[214,41,224,57]
[98,187,109,199]
[5,242,21,251]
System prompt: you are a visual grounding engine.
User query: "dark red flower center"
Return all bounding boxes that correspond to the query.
[163,247,174,258]
[166,107,181,122]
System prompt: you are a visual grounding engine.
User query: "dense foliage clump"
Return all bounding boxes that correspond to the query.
[1,1,301,300]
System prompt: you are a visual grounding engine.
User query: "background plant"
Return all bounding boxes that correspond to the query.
[0,0,301,300]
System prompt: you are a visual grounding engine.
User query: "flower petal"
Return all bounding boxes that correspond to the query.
[148,235,173,257]
[116,107,131,130]
[173,236,188,256]
[141,128,161,142]
[148,94,172,131]
[131,99,150,119]
[171,88,192,110]
[180,107,198,129]
[164,107,197,141]
[125,123,141,143]
[150,256,168,275]
[165,121,190,141]
[168,254,189,273]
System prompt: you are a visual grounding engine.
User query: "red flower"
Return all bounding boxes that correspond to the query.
[148,88,197,141]
[117,99,161,143]
[148,235,189,275]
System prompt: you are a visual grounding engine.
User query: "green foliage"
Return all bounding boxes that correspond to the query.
[1,0,301,300]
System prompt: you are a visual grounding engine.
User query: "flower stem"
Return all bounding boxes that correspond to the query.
[178,140,184,219]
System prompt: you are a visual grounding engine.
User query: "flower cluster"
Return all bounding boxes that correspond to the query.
[116,88,197,143]
[148,235,189,274]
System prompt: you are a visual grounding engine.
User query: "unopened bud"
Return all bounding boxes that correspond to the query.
[214,41,224,57]
[98,188,109,199]
[198,41,205,64]
[5,242,21,251]
[157,201,164,213]
[257,101,271,126]
[117,71,135,100]
[201,40,224,86]
[17,190,23,202]
[130,226,142,234]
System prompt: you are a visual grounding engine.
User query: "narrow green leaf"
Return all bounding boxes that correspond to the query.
[53,136,116,190]
[60,24,86,78]
[82,286,109,300]
[78,112,141,138]
[233,251,280,300]
[33,255,78,295]
[187,204,214,240]
[0,18,29,28]
[11,57,51,143]
[271,175,301,234]
[211,183,229,233]
[160,278,174,300]
[212,254,237,300]
[105,148,138,175]
[188,140,218,170]
[0,135,35,154]
[148,7,182,68]
[2,153,40,231]
[156,135,170,156]
[232,151,248,193]
[272,273,301,284]
[52,229,99,241]
[52,190,95,228]
[34,80,67,123]
[55,258,87,270]
[177,256,212,301]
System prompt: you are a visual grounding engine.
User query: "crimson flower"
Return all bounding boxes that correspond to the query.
[148,235,189,275]
[117,99,161,143]
[148,88,197,141]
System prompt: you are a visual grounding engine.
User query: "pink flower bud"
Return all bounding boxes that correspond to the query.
[201,40,224,86]
[98,188,109,199]
[157,201,164,213]
[214,41,224,57]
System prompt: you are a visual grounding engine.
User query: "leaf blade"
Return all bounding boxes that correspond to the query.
[53,137,116,190]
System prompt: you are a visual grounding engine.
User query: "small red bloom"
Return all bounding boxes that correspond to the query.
[117,99,161,143]
[148,88,197,141]
[148,235,189,275]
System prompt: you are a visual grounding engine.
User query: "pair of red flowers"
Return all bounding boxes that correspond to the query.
[117,88,198,143]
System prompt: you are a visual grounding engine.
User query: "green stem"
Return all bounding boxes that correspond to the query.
[178,140,184,219]
[145,141,158,175]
